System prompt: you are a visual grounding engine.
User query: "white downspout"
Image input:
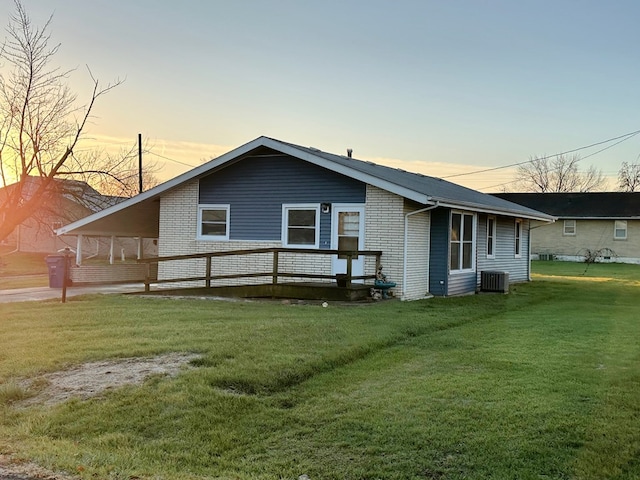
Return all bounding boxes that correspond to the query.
[402,202,439,301]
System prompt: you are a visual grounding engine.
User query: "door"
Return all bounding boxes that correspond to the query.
[332,205,365,282]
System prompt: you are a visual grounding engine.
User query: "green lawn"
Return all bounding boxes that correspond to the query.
[0,262,639,479]
[0,246,49,289]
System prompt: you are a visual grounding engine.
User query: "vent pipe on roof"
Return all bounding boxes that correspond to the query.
[347,148,353,158]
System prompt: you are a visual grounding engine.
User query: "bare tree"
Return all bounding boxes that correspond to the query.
[69,141,161,198]
[618,161,640,192]
[0,1,123,242]
[513,154,607,192]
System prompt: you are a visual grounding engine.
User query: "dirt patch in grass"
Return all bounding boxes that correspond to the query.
[2,353,199,479]
[19,352,200,408]
[0,454,79,479]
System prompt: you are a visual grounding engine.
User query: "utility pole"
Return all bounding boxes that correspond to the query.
[138,133,143,194]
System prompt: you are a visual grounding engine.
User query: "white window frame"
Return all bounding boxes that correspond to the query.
[450,211,476,274]
[282,204,320,249]
[487,216,496,259]
[614,220,628,240]
[563,219,576,236]
[197,204,230,241]
[514,219,522,258]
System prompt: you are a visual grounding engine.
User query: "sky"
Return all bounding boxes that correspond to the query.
[1,0,640,192]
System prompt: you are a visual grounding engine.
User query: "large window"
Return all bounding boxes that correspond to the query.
[487,216,496,258]
[450,212,475,272]
[563,219,576,236]
[515,219,522,257]
[282,204,319,248]
[197,205,230,240]
[614,220,628,240]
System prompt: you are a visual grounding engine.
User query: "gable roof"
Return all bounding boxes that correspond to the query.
[57,136,554,237]
[0,176,123,213]
[493,192,640,219]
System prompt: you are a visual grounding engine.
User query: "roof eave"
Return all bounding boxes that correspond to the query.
[433,199,556,222]
[56,138,272,236]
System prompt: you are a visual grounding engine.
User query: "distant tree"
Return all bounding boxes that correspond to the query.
[513,154,606,192]
[617,161,640,192]
[73,142,161,198]
[0,1,127,242]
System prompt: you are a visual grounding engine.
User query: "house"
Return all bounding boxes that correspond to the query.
[57,137,553,299]
[0,176,157,260]
[494,192,640,263]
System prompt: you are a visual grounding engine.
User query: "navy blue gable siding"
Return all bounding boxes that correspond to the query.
[429,208,450,296]
[429,207,478,296]
[198,155,366,245]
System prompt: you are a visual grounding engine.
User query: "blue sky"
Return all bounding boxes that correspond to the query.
[2,0,639,191]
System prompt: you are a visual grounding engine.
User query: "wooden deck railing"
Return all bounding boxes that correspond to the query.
[137,247,383,293]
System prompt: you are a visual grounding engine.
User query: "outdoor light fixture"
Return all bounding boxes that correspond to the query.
[321,203,331,214]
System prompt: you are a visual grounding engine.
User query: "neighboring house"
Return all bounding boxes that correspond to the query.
[494,192,640,263]
[0,176,157,260]
[57,137,553,299]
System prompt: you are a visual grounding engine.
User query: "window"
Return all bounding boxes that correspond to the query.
[614,220,627,240]
[487,216,496,258]
[514,219,522,257]
[197,205,229,240]
[337,211,361,259]
[563,219,576,236]
[282,204,319,248]
[450,212,475,272]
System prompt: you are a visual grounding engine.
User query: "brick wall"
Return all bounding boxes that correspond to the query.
[532,219,640,263]
[70,263,157,285]
[364,185,406,296]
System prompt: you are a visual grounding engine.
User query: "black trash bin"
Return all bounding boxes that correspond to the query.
[45,255,67,288]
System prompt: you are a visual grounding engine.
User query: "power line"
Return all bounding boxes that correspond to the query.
[474,133,638,192]
[147,150,199,167]
[442,129,640,179]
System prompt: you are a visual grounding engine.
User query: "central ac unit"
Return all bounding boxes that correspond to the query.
[481,271,509,293]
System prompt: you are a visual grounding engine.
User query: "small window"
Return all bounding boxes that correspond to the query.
[197,205,229,240]
[515,219,522,258]
[614,220,627,240]
[487,216,496,258]
[450,211,475,272]
[283,205,319,248]
[563,220,576,236]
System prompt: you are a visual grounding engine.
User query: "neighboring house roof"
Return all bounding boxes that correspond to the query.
[57,136,554,237]
[493,192,640,219]
[0,176,122,214]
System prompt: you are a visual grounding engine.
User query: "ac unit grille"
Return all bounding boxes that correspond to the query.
[481,271,509,293]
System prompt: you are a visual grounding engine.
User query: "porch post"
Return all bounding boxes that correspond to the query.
[109,236,115,265]
[346,253,353,287]
[137,237,143,260]
[272,250,279,284]
[75,235,83,265]
[206,255,212,288]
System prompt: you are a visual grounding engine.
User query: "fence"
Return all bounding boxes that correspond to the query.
[137,247,383,293]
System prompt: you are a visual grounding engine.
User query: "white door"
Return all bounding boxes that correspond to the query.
[331,205,365,281]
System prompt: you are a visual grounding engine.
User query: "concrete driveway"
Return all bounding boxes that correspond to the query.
[0,283,146,303]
